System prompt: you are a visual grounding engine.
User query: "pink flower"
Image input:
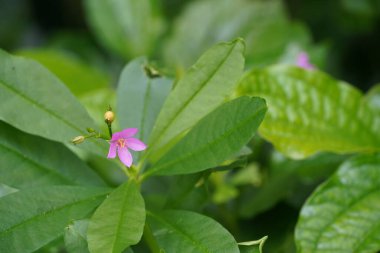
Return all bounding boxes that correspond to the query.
[296,52,314,70]
[107,128,147,167]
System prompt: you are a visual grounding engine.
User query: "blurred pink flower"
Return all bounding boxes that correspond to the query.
[296,52,314,70]
[107,128,147,167]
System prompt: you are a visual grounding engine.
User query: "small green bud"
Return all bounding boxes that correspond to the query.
[71,136,85,145]
[86,127,96,133]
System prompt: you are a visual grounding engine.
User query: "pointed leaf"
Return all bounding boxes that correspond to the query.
[0,186,110,253]
[149,39,245,155]
[236,65,380,158]
[0,49,107,155]
[147,210,239,253]
[0,121,106,188]
[295,154,380,253]
[117,57,172,143]
[87,180,145,253]
[146,96,266,176]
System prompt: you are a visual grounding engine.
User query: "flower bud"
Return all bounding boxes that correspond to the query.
[104,111,115,124]
[86,127,96,133]
[71,136,85,145]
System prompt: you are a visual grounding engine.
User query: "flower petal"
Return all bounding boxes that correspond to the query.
[121,128,138,138]
[117,147,133,167]
[107,143,117,158]
[111,128,138,141]
[126,138,147,151]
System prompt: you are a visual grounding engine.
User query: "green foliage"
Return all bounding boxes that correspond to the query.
[146,96,266,176]
[87,181,145,253]
[236,65,380,158]
[64,220,90,253]
[148,39,245,158]
[84,0,164,59]
[116,57,172,143]
[0,186,109,253]
[0,49,108,156]
[0,121,106,188]
[16,49,110,96]
[163,0,311,69]
[147,210,240,252]
[295,154,380,253]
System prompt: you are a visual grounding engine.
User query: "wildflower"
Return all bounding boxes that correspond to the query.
[107,128,147,167]
[296,52,314,70]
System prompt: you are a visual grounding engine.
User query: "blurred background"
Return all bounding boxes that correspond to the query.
[1,0,379,91]
[1,1,379,252]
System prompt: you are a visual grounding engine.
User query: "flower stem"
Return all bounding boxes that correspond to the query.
[107,123,113,138]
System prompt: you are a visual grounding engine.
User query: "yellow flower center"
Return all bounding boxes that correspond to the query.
[117,139,126,148]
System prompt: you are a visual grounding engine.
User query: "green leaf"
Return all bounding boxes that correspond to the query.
[84,0,164,58]
[65,220,90,253]
[117,57,172,143]
[87,180,145,253]
[146,96,266,176]
[0,49,108,156]
[147,210,239,253]
[148,39,245,157]
[295,154,380,253]
[0,186,109,253]
[236,65,380,158]
[0,121,106,188]
[16,49,110,96]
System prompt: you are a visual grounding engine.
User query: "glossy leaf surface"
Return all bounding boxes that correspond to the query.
[236,65,380,158]
[295,154,380,253]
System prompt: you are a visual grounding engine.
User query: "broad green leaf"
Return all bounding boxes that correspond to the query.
[295,154,380,253]
[84,0,164,59]
[238,235,268,253]
[65,220,90,253]
[0,186,109,253]
[236,65,380,158]
[146,96,266,176]
[147,210,240,253]
[0,121,106,188]
[87,180,145,253]
[148,39,245,157]
[0,49,108,155]
[16,49,110,96]
[117,57,172,143]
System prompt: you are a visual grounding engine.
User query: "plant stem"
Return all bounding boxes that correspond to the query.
[143,223,161,253]
[107,123,113,138]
